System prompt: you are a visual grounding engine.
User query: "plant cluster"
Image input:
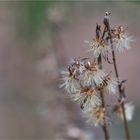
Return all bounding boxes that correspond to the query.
[60,12,134,140]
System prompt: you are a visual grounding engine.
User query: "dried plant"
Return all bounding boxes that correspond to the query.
[60,12,134,140]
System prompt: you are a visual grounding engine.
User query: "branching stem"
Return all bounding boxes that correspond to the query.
[106,19,131,140]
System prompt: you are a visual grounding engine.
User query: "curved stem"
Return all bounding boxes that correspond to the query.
[106,21,131,140]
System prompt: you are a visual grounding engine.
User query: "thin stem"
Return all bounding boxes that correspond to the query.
[96,24,110,140]
[106,20,131,140]
[98,55,110,140]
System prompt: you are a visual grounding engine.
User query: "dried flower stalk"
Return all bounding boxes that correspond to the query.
[60,12,134,140]
[103,12,132,140]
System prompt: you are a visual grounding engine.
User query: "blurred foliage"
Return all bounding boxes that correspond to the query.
[26,1,47,32]
[25,1,52,37]
[22,1,74,39]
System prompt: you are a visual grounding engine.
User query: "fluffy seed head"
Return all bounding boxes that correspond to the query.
[85,38,111,58]
[114,102,135,121]
[112,26,133,52]
[83,105,105,126]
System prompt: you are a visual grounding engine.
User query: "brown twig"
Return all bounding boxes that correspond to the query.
[96,25,110,140]
[105,17,131,140]
[98,55,110,140]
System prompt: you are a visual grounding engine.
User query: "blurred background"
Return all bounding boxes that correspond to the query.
[0,0,139,139]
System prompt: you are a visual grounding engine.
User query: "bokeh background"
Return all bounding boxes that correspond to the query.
[0,0,139,139]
